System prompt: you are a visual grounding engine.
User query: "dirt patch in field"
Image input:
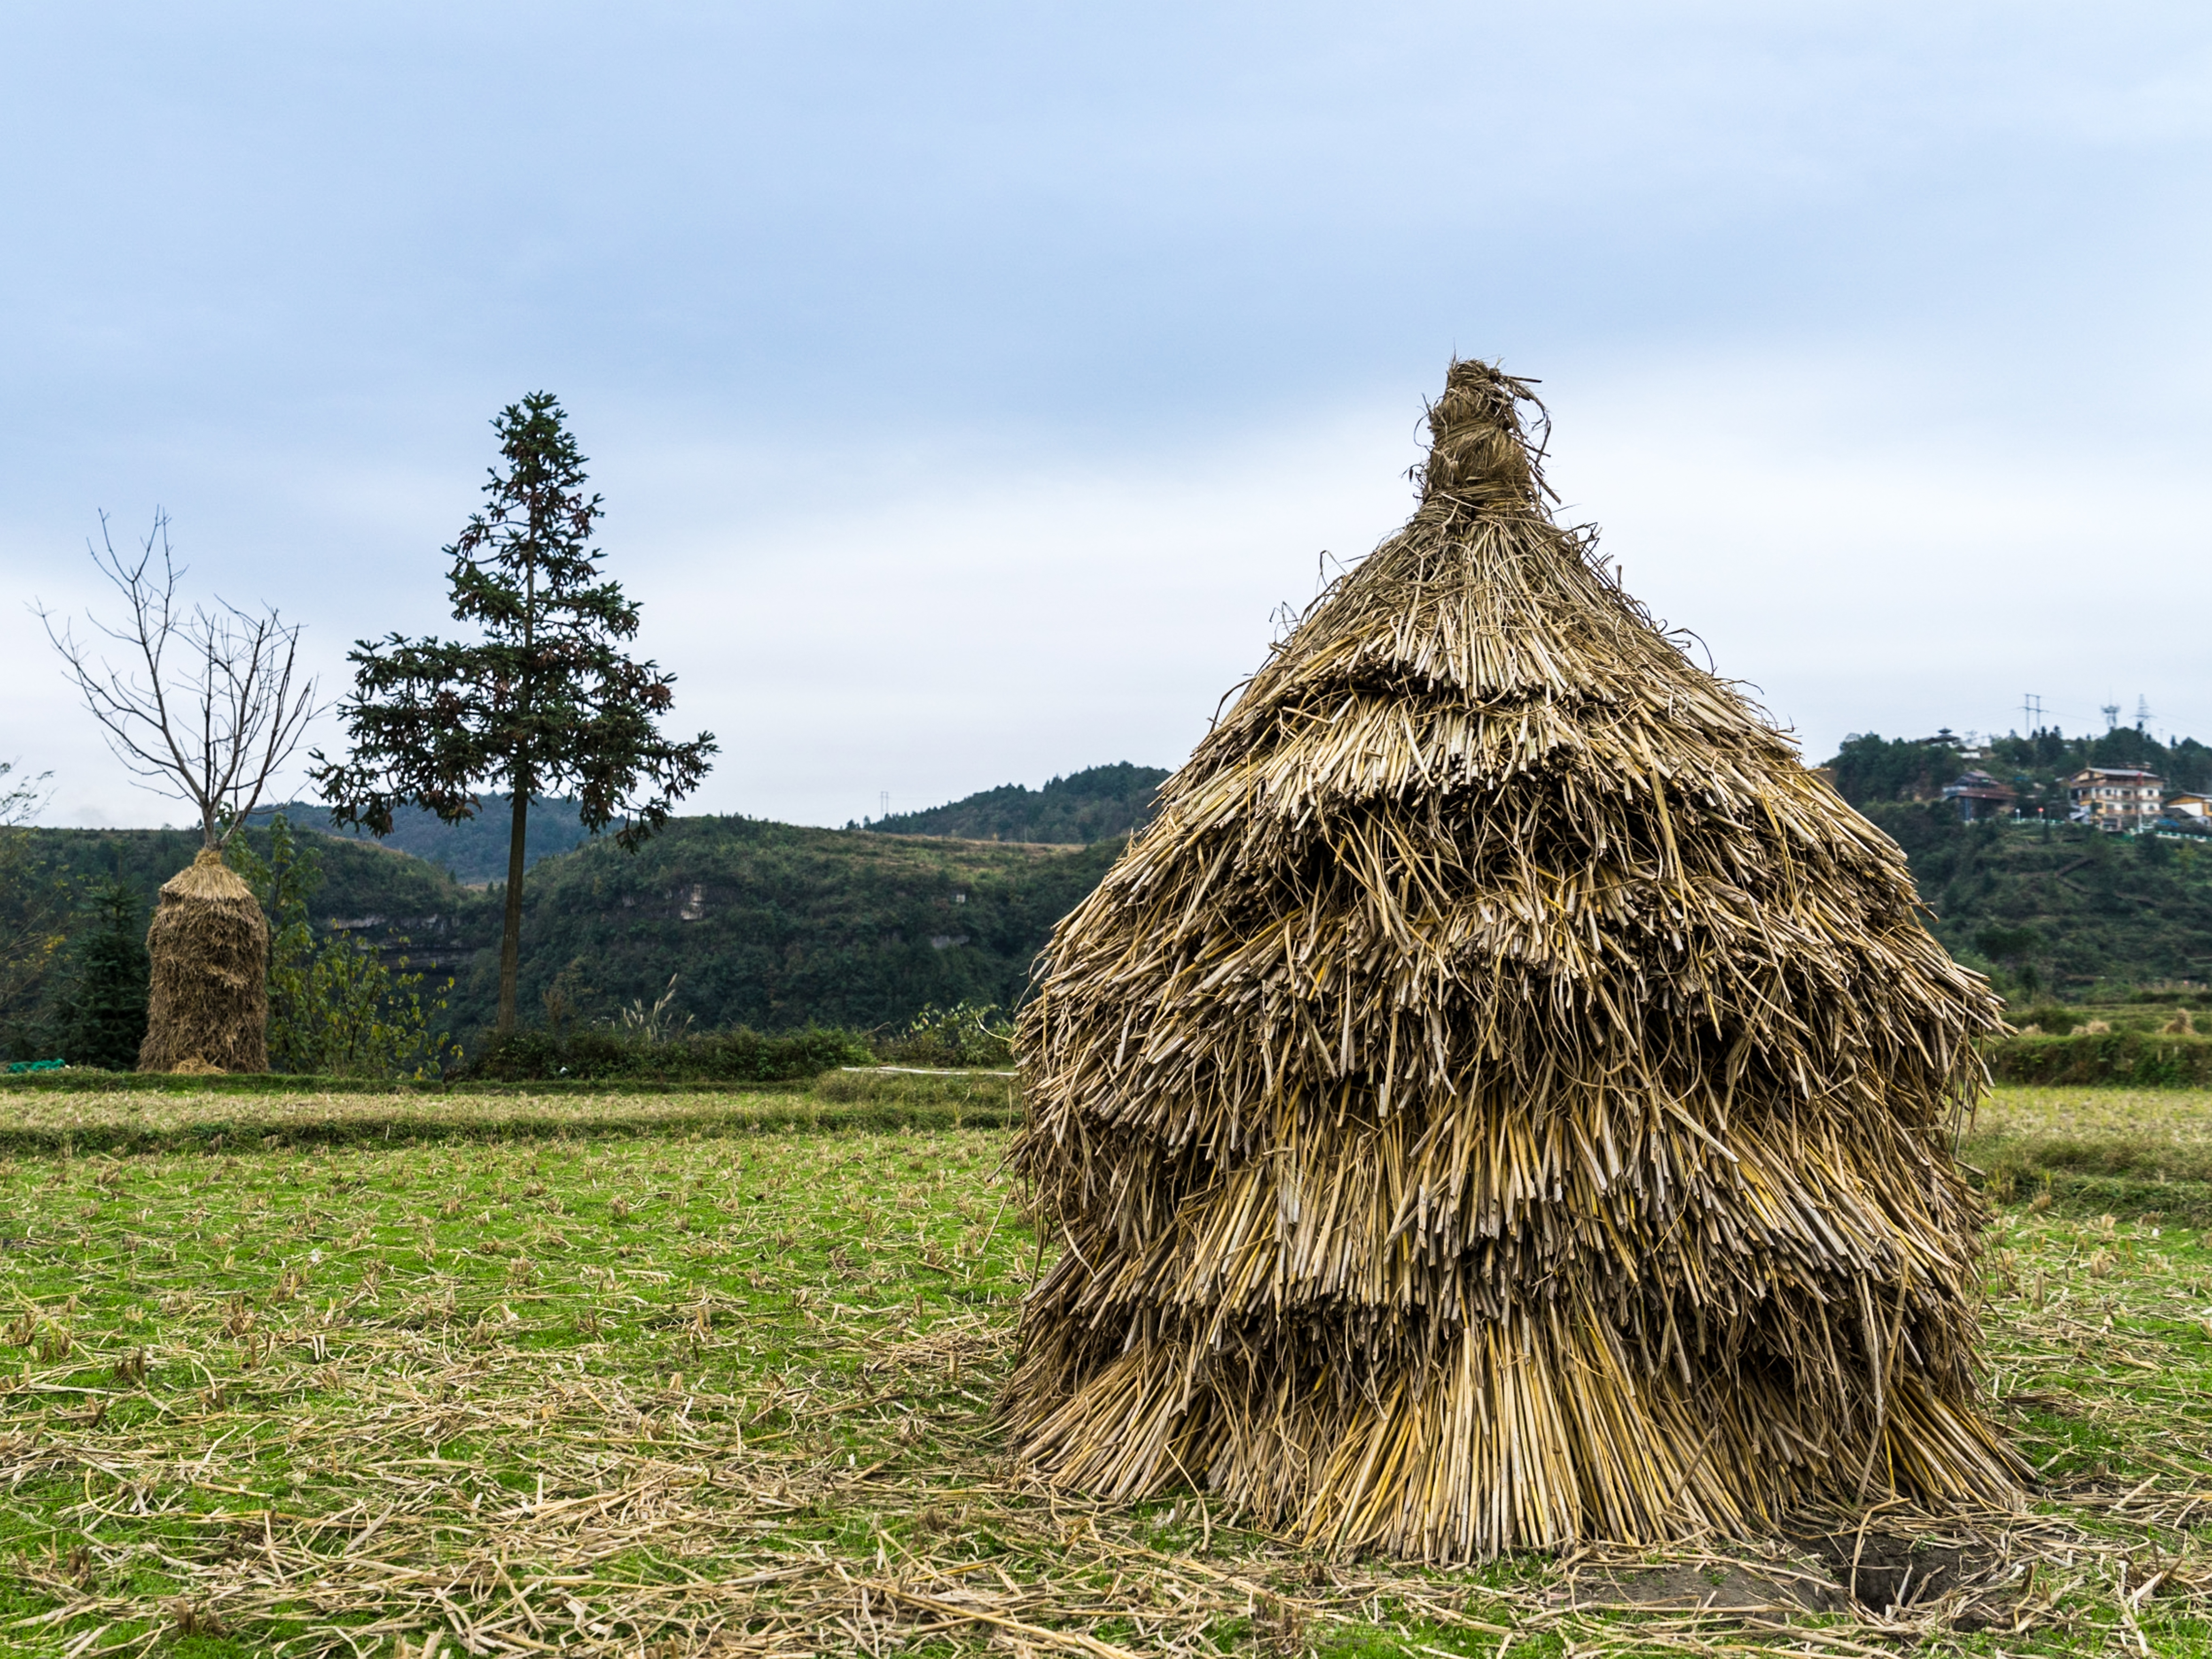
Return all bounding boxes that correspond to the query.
[1575,1560,1847,1613]
[1794,1524,2015,1624]
[1572,1522,2020,1631]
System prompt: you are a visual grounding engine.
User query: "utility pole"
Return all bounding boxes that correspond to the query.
[2021,693,2043,734]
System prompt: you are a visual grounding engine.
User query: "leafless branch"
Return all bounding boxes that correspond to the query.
[35,511,325,848]
[0,760,51,829]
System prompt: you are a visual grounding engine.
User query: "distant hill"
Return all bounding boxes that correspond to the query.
[2,812,1119,1052]
[17,825,472,937]
[2,823,492,1059]
[861,762,1168,844]
[471,817,1121,1035]
[248,795,592,883]
[1860,803,2212,995]
[1817,727,2212,994]
[17,741,2212,1064]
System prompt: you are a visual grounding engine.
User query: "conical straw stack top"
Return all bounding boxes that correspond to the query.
[1168,360,1806,835]
[1415,358,1548,508]
[160,845,258,906]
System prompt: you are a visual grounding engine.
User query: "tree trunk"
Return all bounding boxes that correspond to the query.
[497,786,530,1031]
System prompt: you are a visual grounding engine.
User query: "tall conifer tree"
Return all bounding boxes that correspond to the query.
[312,394,715,1030]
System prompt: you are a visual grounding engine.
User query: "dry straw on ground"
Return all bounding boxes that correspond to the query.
[137,848,269,1075]
[1008,358,2024,1561]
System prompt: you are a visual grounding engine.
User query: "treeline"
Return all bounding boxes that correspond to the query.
[0,819,478,1074]
[13,752,2212,1077]
[248,795,593,884]
[1827,727,2212,812]
[1,809,1116,1072]
[858,763,1167,843]
[481,816,1121,1035]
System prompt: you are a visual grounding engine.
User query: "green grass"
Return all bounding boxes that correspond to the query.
[0,1121,1047,1656]
[0,1070,1023,1156]
[0,1089,2204,1655]
[1964,1084,2212,1225]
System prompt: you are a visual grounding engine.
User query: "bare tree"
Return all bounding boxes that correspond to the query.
[0,759,65,1024]
[38,512,322,849]
[0,759,51,829]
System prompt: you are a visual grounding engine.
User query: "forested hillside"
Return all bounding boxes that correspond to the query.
[465,818,1120,1034]
[0,823,488,1060]
[18,825,472,944]
[0,815,1118,1054]
[11,749,2210,1064]
[249,795,592,883]
[1864,804,2212,994]
[862,763,1166,843]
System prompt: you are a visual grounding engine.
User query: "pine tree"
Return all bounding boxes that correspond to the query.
[61,882,149,1071]
[311,393,715,1030]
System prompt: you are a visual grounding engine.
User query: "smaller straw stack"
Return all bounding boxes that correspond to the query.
[138,849,269,1075]
[1004,358,2023,1561]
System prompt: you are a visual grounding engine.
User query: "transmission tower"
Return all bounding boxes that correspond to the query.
[2021,693,2044,734]
[2102,700,2122,733]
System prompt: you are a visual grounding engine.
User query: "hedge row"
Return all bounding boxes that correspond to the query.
[458,1025,875,1083]
[0,1073,824,1096]
[1984,1030,2212,1088]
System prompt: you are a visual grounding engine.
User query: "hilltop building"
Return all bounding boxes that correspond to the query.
[1941,770,2017,821]
[1909,728,1993,764]
[2068,766,2165,831]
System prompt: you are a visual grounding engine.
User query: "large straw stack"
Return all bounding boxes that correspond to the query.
[1005,360,2021,1561]
[138,848,269,1074]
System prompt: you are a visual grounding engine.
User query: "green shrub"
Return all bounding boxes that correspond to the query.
[231,815,459,1079]
[877,1000,1015,1068]
[461,1024,871,1083]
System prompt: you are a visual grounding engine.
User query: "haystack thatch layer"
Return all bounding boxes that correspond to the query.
[1005,360,2021,1561]
[139,849,269,1074]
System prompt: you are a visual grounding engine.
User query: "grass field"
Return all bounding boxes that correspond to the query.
[1974,1087,2212,1149]
[0,1083,2206,1656]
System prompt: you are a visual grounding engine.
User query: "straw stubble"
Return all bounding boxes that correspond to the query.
[1004,358,2022,1560]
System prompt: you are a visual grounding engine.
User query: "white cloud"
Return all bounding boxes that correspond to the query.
[1550,348,2212,755]
[12,341,2208,830]
[4,3,2208,828]
[622,409,1418,825]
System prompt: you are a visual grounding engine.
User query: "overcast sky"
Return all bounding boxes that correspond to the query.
[3,2,2206,830]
